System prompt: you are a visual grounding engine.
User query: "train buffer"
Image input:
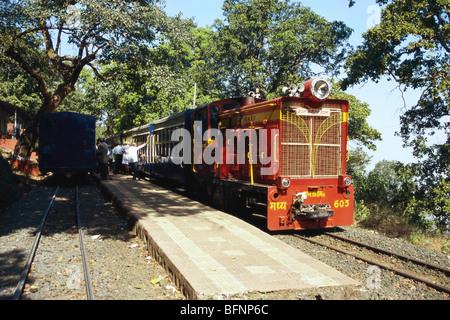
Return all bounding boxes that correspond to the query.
[100,175,359,299]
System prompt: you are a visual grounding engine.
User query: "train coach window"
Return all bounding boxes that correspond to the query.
[194,109,208,136]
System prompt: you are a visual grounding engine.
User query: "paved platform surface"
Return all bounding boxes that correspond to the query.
[100,175,358,299]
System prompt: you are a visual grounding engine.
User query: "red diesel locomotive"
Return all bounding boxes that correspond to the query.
[190,78,354,231]
[112,78,354,231]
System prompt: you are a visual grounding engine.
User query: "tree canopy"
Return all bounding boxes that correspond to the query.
[211,0,353,97]
[345,0,449,233]
[343,0,449,155]
[0,0,193,158]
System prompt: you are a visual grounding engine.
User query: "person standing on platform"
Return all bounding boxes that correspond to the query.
[121,143,130,174]
[123,141,148,180]
[137,155,146,180]
[113,143,123,173]
[96,138,111,180]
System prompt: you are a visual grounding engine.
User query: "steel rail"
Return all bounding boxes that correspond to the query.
[76,185,94,300]
[294,234,450,295]
[12,185,60,300]
[324,232,450,276]
[13,185,94,300]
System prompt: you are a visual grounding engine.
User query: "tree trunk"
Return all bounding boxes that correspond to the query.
[6,20,92,173]
[13,115,39,160]
[12,96,61,171]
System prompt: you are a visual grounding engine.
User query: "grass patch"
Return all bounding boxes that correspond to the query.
[354,202,450,254]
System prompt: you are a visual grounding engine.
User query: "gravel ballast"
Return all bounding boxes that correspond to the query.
[0,174,448,300]
[0,176,183,300]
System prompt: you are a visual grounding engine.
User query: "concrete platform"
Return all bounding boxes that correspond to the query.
[100,175,359,299]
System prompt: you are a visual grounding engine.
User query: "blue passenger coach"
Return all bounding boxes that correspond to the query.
[106,109,194,184]
[150,109,194,185]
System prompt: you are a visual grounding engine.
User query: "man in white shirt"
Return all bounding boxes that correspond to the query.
[123,141,148,180]
[113,144,123,173]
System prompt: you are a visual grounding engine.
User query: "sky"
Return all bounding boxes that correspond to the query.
[161,0,432,171]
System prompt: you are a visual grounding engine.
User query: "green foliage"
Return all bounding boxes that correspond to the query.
[343,0,449,234]
[2,0,378,145]
[211,0,353,97]
[412,176,450,233]
[354,159,448,234]
[408,229,426,246]
[60,24,228,135]
[347,147,372,175]
[354,200,370,221]
[343,0,449,172]
[331,82,382,151]
[0,0,194,157]
[0,73,42,117]
[0,33,50,117]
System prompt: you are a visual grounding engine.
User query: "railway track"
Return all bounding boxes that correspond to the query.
[293,231,450,295]
[165,181,450,298]
[12,185,94,300]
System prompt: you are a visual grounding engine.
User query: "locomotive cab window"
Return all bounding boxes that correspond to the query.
[210,106,220,130]
[221,101,242,111]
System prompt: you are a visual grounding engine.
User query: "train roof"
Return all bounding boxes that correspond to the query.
[124,123,151,134]
[106,123,150,143]
[152,109,193,131]
[40,111,96,120]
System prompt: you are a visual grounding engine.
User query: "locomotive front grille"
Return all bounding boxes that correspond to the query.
[281,101,343,178]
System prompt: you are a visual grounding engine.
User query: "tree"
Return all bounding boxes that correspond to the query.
[330,81,382,151]
[0,34,45,117]
[64,26,214,136]
[343,0,449,152]
[343,0,449,231]
[0,0,192,162]
[211,0,353,97]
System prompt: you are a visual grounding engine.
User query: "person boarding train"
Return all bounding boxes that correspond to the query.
[123,140,148,180]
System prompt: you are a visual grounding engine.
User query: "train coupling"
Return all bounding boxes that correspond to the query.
[291,201,334,220]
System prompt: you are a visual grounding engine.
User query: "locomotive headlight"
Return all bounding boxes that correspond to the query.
[302,78,332,102]
[339,175,353,188]
[343,177,352,187]
[281,178,291,188]
[311,78,331,100]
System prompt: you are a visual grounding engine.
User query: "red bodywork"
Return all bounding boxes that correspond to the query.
[192,93,354,231]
